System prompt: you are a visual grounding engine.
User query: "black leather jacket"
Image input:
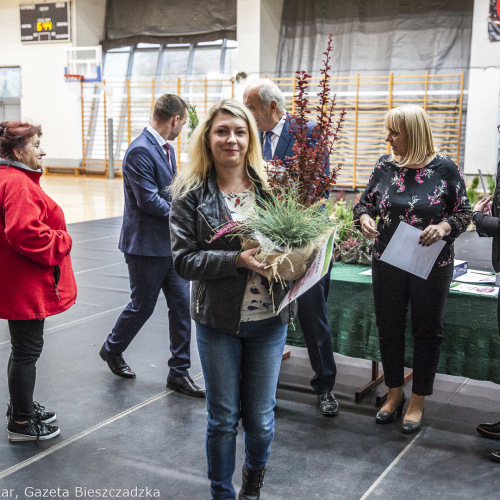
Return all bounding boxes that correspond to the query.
[473,165,500,272]
[169,166,297,335]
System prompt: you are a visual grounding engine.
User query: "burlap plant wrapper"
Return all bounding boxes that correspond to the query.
[241,228,334,281]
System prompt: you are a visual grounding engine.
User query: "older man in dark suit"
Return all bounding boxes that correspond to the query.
[99,94,204,398]
[243,79,338,416]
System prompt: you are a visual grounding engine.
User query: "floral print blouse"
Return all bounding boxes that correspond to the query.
[353,153,472,267]
[222,188,275,321]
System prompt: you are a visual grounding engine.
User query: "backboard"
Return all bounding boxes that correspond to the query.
[65,46,102,82]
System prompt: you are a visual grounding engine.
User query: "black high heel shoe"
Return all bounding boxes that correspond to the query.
[375,394,406,424]
[401,409,424,434]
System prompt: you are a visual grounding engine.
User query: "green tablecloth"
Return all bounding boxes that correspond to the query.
[287,263,500,384]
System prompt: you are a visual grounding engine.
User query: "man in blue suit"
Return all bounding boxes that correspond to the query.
[243,79,338,416]
[99,94,204,398]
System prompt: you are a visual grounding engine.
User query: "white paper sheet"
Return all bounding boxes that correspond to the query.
[450,282,499,296]
[453,270,496,284]
[276,231,335,313]
[380,222,446,279]
[478,169,488,196]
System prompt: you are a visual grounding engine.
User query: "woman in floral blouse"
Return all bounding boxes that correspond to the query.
[353,105,471,434]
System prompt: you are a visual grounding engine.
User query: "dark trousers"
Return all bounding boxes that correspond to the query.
[372,258,453,396]
[105,253,192,377]
[8,319,45,421]
[497,295,500,334]
[297,269,337,394]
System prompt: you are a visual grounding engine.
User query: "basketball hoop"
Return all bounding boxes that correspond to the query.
[64,74,84,83]
[65,46,102,82]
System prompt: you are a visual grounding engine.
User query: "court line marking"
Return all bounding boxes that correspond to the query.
[73,261,123,275]
[0,258,135,348]
[0,373,204,481]
[359,429,425,500]
[359,378,470,499]
[72,234,119,244]
[0,305,127,347]
[0,220,199,478]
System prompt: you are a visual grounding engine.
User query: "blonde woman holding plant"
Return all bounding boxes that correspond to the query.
[353,105,471,434]
[169,99,297,500]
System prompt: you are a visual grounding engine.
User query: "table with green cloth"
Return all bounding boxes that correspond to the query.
[286,263,500,384]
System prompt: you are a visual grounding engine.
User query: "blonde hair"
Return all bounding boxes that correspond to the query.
[385,104,436,167]
[170,98,266,199]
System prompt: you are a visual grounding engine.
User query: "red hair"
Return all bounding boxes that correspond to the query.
[0,121,42,160]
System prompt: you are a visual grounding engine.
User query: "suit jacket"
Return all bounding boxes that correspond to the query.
[264,113,330,176]
[119,128,176,257]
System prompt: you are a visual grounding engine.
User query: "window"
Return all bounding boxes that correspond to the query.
[103,47,130,79]
[223,40,238,75]
[131,50,159,78]
[0,67,21,98]
[160,46,190,78]
[191,43,223,77]
[103,39,237,80]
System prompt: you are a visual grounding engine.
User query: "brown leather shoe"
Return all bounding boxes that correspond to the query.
[166,374,205,398]
[99,344,136,378]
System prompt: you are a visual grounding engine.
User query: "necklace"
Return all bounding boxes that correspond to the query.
[217,178,250,196]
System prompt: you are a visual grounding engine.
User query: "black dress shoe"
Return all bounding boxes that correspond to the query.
[318,392,339,417]
[376,394,406,424]
[477,421,500,440]
[99,344,136,378]
[166,374,205,398]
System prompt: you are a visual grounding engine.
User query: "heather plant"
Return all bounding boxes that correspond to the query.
[340,230,373,265]
[329,199,375,263]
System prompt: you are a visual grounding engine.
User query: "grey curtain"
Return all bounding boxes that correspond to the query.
[276,0,473,77]
[102,0,236,50]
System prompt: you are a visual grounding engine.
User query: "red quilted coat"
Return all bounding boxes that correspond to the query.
[0,161,77,320]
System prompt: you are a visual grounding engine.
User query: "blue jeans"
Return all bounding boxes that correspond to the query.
[196,317,287,500]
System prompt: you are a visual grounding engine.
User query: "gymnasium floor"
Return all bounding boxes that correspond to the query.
[0,175,499,499]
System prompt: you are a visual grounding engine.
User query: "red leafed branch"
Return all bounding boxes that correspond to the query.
[266,34,346,207]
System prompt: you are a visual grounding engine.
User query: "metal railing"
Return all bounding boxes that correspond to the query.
[270,72,465,189]
[80,76,235,175]
[78,72,464,189]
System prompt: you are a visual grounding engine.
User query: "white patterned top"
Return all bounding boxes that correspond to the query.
[221,188,275,321]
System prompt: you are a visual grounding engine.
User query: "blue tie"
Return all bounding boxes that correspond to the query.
[263,132,273,161]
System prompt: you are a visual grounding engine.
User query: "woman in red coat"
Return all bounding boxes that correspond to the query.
[0,121,77,441]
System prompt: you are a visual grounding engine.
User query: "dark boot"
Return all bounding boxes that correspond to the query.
[238,465,266,500]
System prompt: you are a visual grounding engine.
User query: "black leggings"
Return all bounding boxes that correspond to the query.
[8,319,45,421]
[372,259,453,396]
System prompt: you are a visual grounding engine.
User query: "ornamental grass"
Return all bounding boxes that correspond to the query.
[210,35,346,280]
[246,187,332,252]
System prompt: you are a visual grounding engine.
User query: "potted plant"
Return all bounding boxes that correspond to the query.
[211,35,346,282]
